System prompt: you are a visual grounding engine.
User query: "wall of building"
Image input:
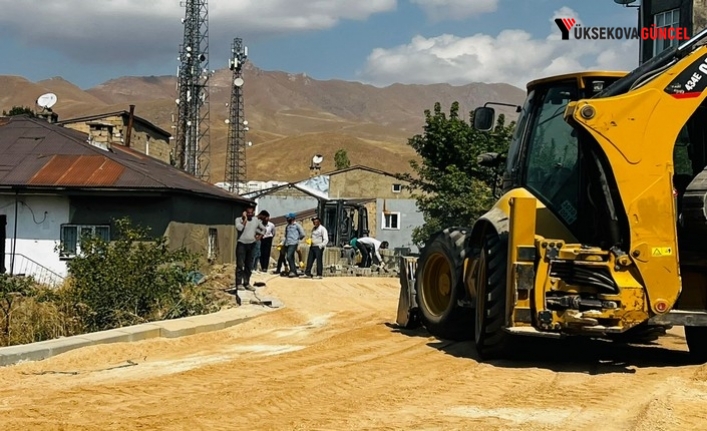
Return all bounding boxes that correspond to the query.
[129,121,171,164]
[69,193,245,265]
[61,116,171,164]
[255,195,319,219]
[0,194,70,280]
[694,0,707,32]
[375,198,424,253]
[641,0,693,63]
[329,169,412,199]
[165,222,236,265]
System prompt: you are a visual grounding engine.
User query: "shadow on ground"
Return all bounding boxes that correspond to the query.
[384,322,697,375]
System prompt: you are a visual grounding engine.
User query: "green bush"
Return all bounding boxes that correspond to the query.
[65,217,217,332]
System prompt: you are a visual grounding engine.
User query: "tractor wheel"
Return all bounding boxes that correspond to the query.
[685,326,707,363]
[415,227,474,341]
[474,231,512,360]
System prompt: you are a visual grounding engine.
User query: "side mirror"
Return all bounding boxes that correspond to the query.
[477,152,506,168]
[473,106,495,131]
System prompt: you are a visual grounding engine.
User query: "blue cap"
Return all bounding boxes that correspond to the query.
[286,212,296,219]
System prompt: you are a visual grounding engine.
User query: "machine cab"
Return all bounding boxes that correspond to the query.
[474,72,627,246]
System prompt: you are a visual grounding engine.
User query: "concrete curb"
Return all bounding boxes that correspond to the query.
[0,305,275,367]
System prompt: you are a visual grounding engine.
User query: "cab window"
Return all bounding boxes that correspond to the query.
[523,83,580,226]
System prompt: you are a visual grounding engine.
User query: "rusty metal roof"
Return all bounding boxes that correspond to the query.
[0,116,252,204]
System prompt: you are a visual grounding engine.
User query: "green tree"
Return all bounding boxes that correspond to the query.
[334,148,351,170]
[64,217,213,332]
[400,101,516,246]
[2,106,35,117]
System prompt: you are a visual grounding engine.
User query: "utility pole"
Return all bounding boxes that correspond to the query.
[174,0,212,180]
[225,38,249,194]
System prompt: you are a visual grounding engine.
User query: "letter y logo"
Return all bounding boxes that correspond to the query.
[555,18,576,40]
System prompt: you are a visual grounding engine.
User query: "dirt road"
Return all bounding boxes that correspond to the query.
[1,275,707,430]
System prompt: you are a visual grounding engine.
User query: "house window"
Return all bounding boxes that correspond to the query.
[392,183,402,193]
[382,212,401,230]
[653,9,680,57]
[60,224,110,259]
[208,228,218,260]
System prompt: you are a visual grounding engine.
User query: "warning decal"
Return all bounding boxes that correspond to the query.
[664,53,707,99]
[651,247,673,257]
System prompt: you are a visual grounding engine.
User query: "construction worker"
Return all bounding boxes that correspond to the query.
[235,204,266,291]
[282,212,305,278]
[254,210,275,272]
[303,216,329,279]
[357,236,389,268]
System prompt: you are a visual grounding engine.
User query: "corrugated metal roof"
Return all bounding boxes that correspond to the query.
[0,116,252,204]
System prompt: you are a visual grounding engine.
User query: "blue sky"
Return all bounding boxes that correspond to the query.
[0,0,640,89]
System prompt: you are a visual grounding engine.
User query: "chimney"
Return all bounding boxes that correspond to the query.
[86,122,113,151]
[125,104,135,148]
[36,108,58,123]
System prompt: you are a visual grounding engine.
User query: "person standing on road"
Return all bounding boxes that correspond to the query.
[303,216,328,279]
[257,210,275,272]
[357,236,389,269]
[235,205,265,290]
[283,212,305,278]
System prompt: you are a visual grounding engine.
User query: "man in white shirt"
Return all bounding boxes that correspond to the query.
[357,236,389,268]
[303,216,329,279]
[255,210,275,271]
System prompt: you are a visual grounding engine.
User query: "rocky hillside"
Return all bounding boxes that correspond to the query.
[0,63,525,181]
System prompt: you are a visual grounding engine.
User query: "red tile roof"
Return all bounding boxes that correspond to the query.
[0,115,251,204]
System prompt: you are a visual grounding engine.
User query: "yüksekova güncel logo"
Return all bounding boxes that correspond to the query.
[554,18,691,42]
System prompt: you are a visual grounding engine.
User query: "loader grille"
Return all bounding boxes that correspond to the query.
[549,261,618,293]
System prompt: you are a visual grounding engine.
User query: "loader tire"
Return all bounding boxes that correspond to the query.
[474,231,512,360]
[415,227,474,341]
[685,326,707,363]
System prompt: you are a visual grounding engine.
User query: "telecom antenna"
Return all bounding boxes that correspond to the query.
[174,0,212,180]
[224,38,249,194]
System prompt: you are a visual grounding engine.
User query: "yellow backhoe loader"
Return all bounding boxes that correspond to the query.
[396,28,707,361]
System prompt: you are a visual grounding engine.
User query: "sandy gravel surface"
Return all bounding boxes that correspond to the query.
[1,275,707,430]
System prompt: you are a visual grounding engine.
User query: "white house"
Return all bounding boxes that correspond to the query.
[0,115,253,286]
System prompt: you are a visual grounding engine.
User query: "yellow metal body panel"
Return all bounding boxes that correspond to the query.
[506,197,536,327]
[566,46,707,314]
[484,187,578,242]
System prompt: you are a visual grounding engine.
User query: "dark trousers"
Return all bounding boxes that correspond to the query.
[259,237,274,270]
[305,246,324,276]
[356,242,372,267]
[236,241,256,286]
[285,244,299,275]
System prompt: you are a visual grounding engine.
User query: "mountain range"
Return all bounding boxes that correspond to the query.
[0,63,526,182]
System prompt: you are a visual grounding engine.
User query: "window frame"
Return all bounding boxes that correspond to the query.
[392,183,402,193]
[381,212,401,230]
[653,8,681,57]
[59,224,111,260]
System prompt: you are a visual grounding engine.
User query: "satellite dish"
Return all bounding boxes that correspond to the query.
[234,77,244,87]
[312,154,324,164]
[37,93,57,109]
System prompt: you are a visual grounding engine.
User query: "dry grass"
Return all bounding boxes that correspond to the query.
[245,132,420,181]
[0,263,239,348]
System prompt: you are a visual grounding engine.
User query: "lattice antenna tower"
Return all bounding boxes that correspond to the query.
[225,38,249,194]
[174,0,212,180]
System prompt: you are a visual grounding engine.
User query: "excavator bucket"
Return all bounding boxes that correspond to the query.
[396,255,420,328]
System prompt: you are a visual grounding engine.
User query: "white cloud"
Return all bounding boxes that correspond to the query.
[0,0,396,65]
[360,7,639,89]
[410,0,498,21]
